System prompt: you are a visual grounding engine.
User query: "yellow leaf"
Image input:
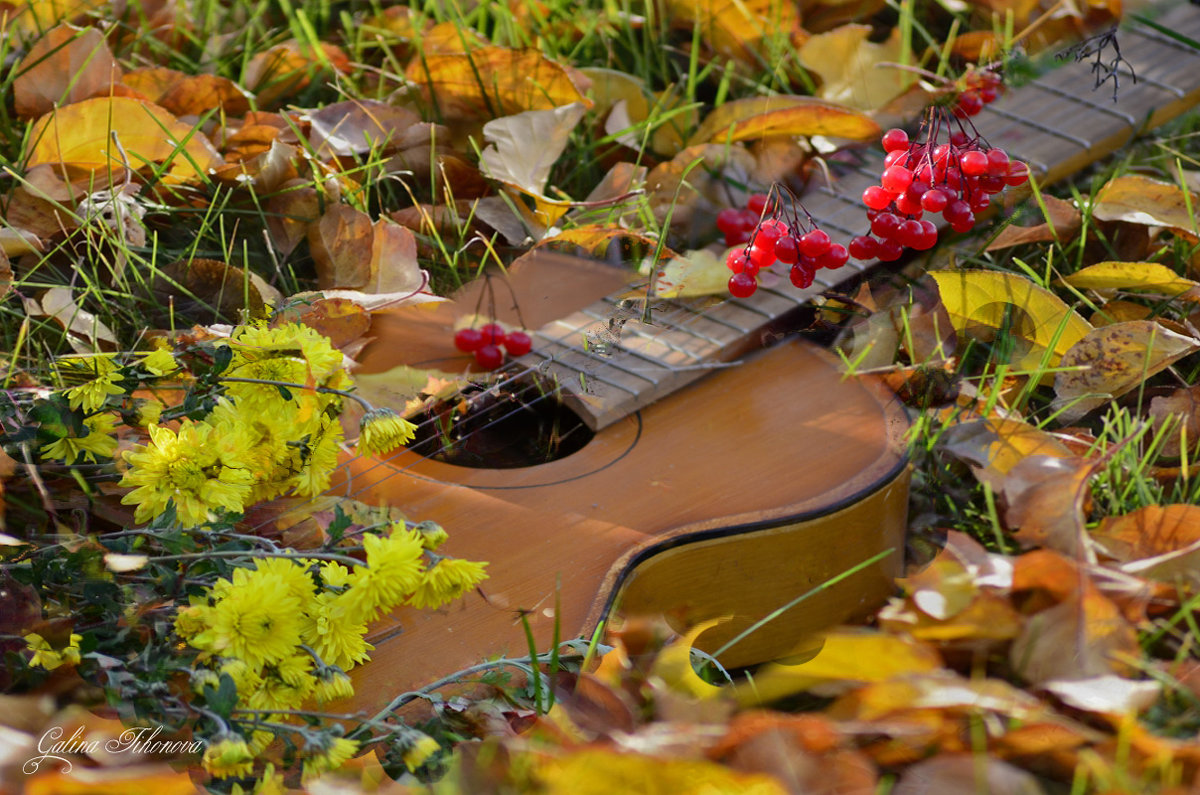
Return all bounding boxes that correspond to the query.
[1060,261,1200,298]
[733,629,942,706]
[650,618,728,700]
[537,749,787,795]
[930,269,1092,379]
[480,103,587,214]
[798,25,913,112]
[4,0,108,42]
[1092,175,1200,237]
[405,47,592,120]
[644,249,730,298]
[1053,320,1200,421]
[664,0,799,65]
[687,96,879,146]
[25,97,222,185]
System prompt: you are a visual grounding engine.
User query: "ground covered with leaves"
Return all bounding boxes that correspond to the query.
[5,0,1200,792]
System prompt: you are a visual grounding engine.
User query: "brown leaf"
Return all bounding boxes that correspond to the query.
[121,67,250,117]
[264,179,324,257]
[244,40,351,109]
[894,755,1046,795]
[274,297,371,350]
[1002,455,1096,554]
[687,96,879,146]
[1009,590,1140,684]
[147,259,278,325]
[14,24,122,119]
[307,99,421,158]
[308,205,424,294]
[550,672,636,736]
[1092,175,1200,238]
[941,418,1075,492]
[987,195,1081,250]
[1053,321,1200,421]
[1094,504,1200,585]
[404,46,592,120]
[25,97,223,185]
[1149,386,1200,458]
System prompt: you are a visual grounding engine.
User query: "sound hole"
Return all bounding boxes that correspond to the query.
[407,378,594,469]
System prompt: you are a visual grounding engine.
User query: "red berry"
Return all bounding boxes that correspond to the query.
[502,330,532,356]
[870,212,901,240]
[848,235,878,260]
[724,230,751,246]
[894,193,924,217]
[913,219,939,250]
[862,185,895,211]
[921,187,949,213]
[760,218,790,236]
[748,244,776,269]
[454,327,484,352]
[986,148,1010,174]
[818,244,849,270]
[798,229,831,258]
[774,235,799,264]
[960,150,989,177]
[728,271,758,298]
[943,199,972,226]
[789,263,815,288]
[881,128,910,152]
[738,209,759,231]
[726,248,753,273]
[881,165,914,193]
[1004,161,1030,186]
[876,238,904,262]
[955,90,984,117]
[884,150,909,168]
[949,130,969,148]
[746,193,771,216]
[980,86,999,103]
[716,208,742,235]
[754,223,783,245]
[475,343,505,370]
[480,322,505,345]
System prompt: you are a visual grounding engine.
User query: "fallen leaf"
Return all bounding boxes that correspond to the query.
[733,630,942,706]
[405,47,592,120]
[1053,321,1200,421]
[25,764,200,795]
[1092,175,1200,238]
[645,144,759,232]
[987,196,1081,250]
[687,96,879,146]
[4,0,109,42]
[941,418,1076,492]
[645,249,729,298]
[798,25,915,112]
[1009,590,1140,685]
[930,270,1092,380]
[25,97,223,185]
[1093,504,1200,585]
[1090,299,1153,326]
[308,205,424,294]
[121,67,250,117]
[664,0,800,65]
[540,226,666,257]
[1148,386,1200,457]
[893,755,1046,795]
[1002,454,1096,555]
[307,99,421,158]
[274,297,372,351]
[14,24,121,119]
[31,286,118,350]
[650,618,727,700]
[243,40,350,109]
[146,259,276,325]
[535,748,787,795]
[1043,675,1161,715]
[1060,261,1200,298]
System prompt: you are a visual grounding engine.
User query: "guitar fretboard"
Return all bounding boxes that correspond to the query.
[521,5,1200,431]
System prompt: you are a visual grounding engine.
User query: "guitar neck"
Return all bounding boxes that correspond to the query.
[519,5,1200,431]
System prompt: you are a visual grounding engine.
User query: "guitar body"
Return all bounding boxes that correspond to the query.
[340,297,910,713]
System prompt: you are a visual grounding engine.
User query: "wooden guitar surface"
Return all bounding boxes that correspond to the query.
[343,301,910,711]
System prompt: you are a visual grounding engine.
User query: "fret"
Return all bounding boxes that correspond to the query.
[532,2,1200,431]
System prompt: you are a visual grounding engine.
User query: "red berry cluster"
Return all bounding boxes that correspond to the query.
[716,193,774,247]
[453,322,533,370]
[953,66,1004,118]
[851,112,1029,262]
[724,207,847,298]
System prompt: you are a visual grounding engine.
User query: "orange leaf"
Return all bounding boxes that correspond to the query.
[121,67,250,117]
[26,764,199,795]
[308,205,423,295]
[404,46,592,120]
[1149,385,1200,457]
[25,97,223,185]
[1002,455,1097,555]
[1092,175,1200,238]
[1094,504,1200,584]
[687,96,879,146]
[243,40,350,109]
[14,24,122,119]
[987,195,1081,250]
[664,0,799,64]
[941,417,1076,492]
[1009,589,1140,684]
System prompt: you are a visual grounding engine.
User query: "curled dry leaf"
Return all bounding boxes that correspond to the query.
[307,204,424,295]
[243,40,351,109]
[405,47,592,120]
[307,99,420,158]
[798,25,915,112]
[930,270,1092,382]
[987,195,1081,250]
[25,97,224,185]
[480,103,588,225]
[121,67,251,117]
[894,755,1046,795]
[274,297,372,351]
[645,249,730,298]
[26,286,118,351]
[1052,320,1200,422]
[940,418,1075,492]
[664,0,800,65]
[1092,175,1200,238]
[146,258,278,325]
[14,24,121,119]
[1002,454,1097,556]
[1059,261,1200,298]
[1009,590,1140,685]
[649,618,727,701]
[1093,504,1200,585]
[1148,385,1200,457]
[687,95,880,146]
[1043,675,1161,715]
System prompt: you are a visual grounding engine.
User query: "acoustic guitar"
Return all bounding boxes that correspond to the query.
[328,6,1200,714]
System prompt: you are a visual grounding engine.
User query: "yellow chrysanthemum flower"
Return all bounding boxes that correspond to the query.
[287,413,343,497]
[174,603,213,641]
[201,567,303,667]
[135,399,163,427]
[407,558,489,610]
[252,557,318,608]
[141,347,178,375]
[319,561,351,588]
[41,412,119,464]
[403,733,441,773]
[24,633,82,670]
[300,592,372,672]
[341,528,425,622]
[202,736,255,779]
[313,669,355,704]
[230,322,344,382]
[301,736,359,782]
[357,408,417,456]
[248,664,315,711]
[120,419,256,527]
[62,356,125,412]
[219,659,264,695]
